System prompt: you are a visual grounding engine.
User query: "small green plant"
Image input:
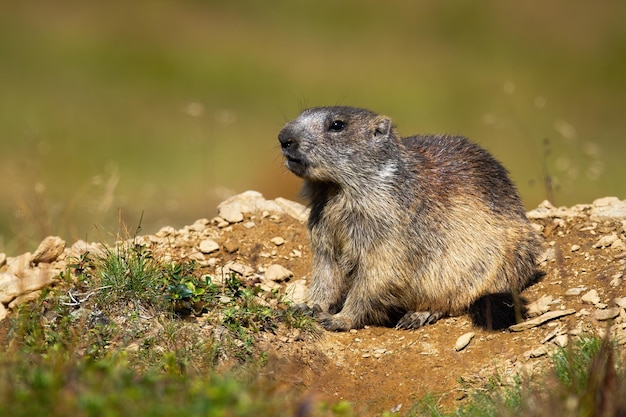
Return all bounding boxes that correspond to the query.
[94,241,164,307]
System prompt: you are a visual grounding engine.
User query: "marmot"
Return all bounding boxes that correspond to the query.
[278,106,542,331]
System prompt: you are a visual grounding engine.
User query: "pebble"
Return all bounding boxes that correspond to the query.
[218,206,244,224]
[527,295,553,317]
[222,262,254,277]
[610,272,623,287]
[553,334,569,347]
[189,218,209,232]
[264,264,293,282]
[454,332,475,351]
[565,287,587,296]
[589,197,626,221]
[223,240,239,254]
[243,221,255,229]
[284,279,307,304]
[570,244,581,252]
[581,289,600,305]
[523,346,548,360]
[270,237,285,246]
[593,234,619,249]
[0,266,58,304]
[199,239,220,254]
[614,297,626,309]
[156,226,176,237]
[612,239,626,251]
[509,309,576,331]
[0,303,7,321]
[593,307,620,321]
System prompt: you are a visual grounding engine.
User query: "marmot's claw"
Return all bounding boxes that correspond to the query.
[290,303,314,316]
[395,311,443,330]
[317,312,351,332]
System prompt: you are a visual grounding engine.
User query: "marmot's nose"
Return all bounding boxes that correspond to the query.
[278,129,298,150]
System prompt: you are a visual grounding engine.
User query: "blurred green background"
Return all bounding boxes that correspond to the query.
[1,0,625,253]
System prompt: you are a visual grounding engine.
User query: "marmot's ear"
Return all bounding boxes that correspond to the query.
[373,116,393,139]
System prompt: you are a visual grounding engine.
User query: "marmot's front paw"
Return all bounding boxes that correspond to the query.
[317,312,352,332]
[395,311,443,329]
[290,303,322,317]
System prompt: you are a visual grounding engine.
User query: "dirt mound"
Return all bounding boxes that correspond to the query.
[2,192,626,415]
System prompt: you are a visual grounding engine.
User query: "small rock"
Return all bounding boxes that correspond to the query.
[8,290,42,309]
[6,253,33,276]
[223,240,239,254]
[509,309,576,332]
[243,221,256,229]
[270,237,285,246]
[284,279,307,304]
[69,240,105,259]
[610,272,624,287]
[593,234,619,249]
[590,197,626,221]
[593,308,620,321]
[523,346,548,360]
[264,264,293,282]
[454,332,475,351]
[614,297,626,309]
[190,218,210,232]
[527,295,553,317]
[156,226,176,237]
[218,206,244,224]
[0,273,21,303]
[553,334,569,347]
[565,287,587,296]
[611,239,626,251]
[222,262,254,277]
[0,303,7,322]
[0,253,6,267]
[581,289,601,305]
[199,239,220,254]
[0,265,58,304]
[570,245,581,252]
[210,216,230,228]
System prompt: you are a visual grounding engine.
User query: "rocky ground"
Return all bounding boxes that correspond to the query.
[1,191,626,415]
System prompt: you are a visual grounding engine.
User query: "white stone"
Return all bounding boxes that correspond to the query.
[264,264,293,282]
[581,289,601,305]
[565,287,587,296]
[593,308,620,321]
[284,279,307,304]
[270,237,285,246]
[222,262,254,277]
[199,239,220,254]
[593,234,619,248]
[590,197,626,220]
[527,295,553,317]
[454,332,475,351]
[0,303,7,322]
[32,236,66,264]
[614,297,626,309]
[218,206,244,224]
[553,334,569,347]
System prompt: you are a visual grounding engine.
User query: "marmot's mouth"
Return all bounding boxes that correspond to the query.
[285,156,306,176]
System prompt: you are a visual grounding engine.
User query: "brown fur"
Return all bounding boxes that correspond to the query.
[278,106,542,331]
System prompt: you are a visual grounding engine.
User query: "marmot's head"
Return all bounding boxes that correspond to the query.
[278,106,398,184]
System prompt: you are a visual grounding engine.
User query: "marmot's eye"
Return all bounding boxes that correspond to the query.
[328,120,346,132]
